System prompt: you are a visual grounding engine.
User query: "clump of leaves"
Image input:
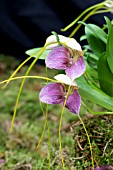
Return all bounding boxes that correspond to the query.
[73,114,113,169]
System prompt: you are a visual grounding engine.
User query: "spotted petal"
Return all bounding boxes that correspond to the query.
[45,46,70,70]
[66,56,86,80]
[65,90,81,114]
[39,83,64,104]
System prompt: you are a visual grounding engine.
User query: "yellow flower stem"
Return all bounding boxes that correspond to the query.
[36,102,48,149]
[69,6,108,37]
[61,1,105,32]
[58,85,71,169]
[47,120,51,170]
[45,67,51,170]
[58,107,65,169]
[2,41,55,89]
[36,119,48,149]
[94,9,111,14]
[36,104,50,170]
[10,46,46,133]
[37,103,50,170]
[0,76,56,85]
[2,55,33,89]
[78,114,94,170]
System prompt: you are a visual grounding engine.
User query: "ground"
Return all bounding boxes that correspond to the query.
[0,54,113,170]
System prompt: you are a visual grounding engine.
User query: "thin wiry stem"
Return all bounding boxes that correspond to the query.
[61,1,105,32]
[2,55,33,89]
[69,5,108,37]
[78,114,94,170]
[0,76,56,85]
[58,85,71,169]
[10,46,46,133]
[36,102,48,149]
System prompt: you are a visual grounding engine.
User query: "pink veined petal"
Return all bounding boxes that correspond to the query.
[45,46,70,70]
[65,90,81,114]
[66,56,86,80]
[39,83,64,104]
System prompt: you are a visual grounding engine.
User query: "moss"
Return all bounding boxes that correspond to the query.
[73,114,113,169]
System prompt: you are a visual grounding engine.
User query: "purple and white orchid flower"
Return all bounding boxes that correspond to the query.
[45,34,86,80]
[39,74,81,114]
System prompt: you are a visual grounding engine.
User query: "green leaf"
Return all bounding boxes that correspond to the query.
[80,35,87,41]
[86,62,98,79]
[97,52,113,97]
[84,52,98,69]
[76,76,113,111]
[80,21,107,43]
[85,52,98,61]
[105,16,113,74]
[79,21,107,42]
[84,23,107,57]
[82,45,91,50]
[25,48,51,60]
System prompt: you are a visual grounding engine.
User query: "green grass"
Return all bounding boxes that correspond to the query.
[0,54,113,170]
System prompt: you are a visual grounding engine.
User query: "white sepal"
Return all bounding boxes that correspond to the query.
[45,34,82,55]
[54,74,77,86]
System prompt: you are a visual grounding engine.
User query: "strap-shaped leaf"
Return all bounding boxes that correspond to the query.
[76,76,113,111]
[97,52,113,97]
[26,47,51,60]
[84,23,107,57]
[105,17,113,74]
[79,21,107,43]
[86,62,98,80]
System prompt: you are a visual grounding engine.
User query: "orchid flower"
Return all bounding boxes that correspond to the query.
[39,74,81,114]
[45,34,86,80]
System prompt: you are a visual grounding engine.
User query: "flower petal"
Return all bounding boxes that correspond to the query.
[45,46,70,70]
[66,56,86,80]
[54,74,77,86]
[45,34,68,49]
[65,90,81,114]
[39,83,64,104]
[65,37,82,53]
[45,34,83,54]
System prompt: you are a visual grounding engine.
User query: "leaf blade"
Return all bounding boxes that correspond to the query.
[76,76,113,111]
[105,17,113,74]
[84,23,107,57]
[25,48,51,60]
[97,52,113,97]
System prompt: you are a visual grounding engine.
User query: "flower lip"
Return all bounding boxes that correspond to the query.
[45,46,70,70]
[39,81,81,114]
[65,90,81,114]
[54,74,77,86]
[39,82,64,104]
[66,56,86,80]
